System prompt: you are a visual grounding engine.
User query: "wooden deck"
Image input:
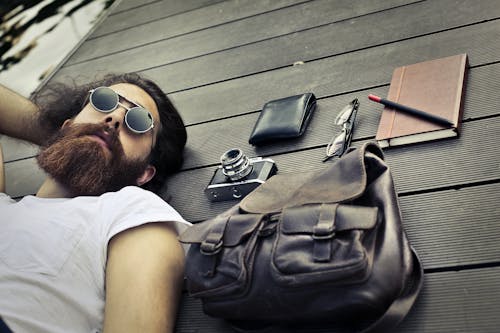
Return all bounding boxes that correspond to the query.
[2,0,500,331]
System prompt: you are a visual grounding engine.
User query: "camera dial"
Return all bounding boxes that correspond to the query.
[221,148,253,181]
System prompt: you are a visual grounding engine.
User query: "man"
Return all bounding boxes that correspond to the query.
[0,73,191,333]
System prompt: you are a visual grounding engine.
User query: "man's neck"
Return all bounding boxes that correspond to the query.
[37,178,72,198]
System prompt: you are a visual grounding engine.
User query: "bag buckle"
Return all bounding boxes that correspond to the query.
[313,204,337,262]
[199,216,229,256]
[258,214,279,237]
[313,204,337,240]
[200,233,223,256]
[312,224,336,240]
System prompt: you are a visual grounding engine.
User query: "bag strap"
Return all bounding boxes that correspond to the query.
[360,246,424,333]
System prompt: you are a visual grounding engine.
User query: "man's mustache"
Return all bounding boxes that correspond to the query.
[47,122,122,154]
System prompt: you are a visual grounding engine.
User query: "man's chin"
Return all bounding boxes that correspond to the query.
[39,142,110,196]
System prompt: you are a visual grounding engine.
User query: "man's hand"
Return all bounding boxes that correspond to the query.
[103,222,185,333]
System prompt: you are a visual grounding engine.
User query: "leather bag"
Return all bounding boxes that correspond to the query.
[179,143,423,332]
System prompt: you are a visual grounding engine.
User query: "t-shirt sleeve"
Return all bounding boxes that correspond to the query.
[102,186,191,246]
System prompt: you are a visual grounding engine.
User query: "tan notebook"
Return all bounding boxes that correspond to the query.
[375,54,468,148]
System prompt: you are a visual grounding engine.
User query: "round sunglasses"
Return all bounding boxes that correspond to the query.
[88,86,154,134]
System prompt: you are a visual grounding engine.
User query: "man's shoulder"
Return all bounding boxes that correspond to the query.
[104,186,186,223]
[99,186,169,212]
[102,186,190,241]
[105,186,162,202]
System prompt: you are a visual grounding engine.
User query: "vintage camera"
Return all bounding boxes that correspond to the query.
[205,148,278,202]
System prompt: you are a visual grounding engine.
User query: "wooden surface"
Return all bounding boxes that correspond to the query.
[2,0,500,331]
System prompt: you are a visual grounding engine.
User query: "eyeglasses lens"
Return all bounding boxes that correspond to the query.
[126,107,153,133]
[335,104,355,125]
[92,87,119,112]
[329,129,347,155]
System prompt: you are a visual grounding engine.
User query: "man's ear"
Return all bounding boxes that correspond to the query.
[136,164,156,186]
[62,119,72,129]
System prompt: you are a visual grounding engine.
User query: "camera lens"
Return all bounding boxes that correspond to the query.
[220,148,253,181]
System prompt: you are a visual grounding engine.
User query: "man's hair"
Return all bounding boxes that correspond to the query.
[33,73,187,194]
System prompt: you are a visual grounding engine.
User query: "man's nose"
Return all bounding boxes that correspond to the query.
[103,107,127,130]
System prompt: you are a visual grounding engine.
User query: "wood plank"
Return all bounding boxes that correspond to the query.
[90,0,224,38]
[461,63,500,121]
[163,20,500,125]
[0,136,38,163]
[400,183,500,270]
[399,267,500,332]
[67,0,312,65]
[174,266,500,332]
[3,158,45,198]
[58,0,417,74]
[54,0,500,96]
[110,0,161,15]
[143,0,500,92]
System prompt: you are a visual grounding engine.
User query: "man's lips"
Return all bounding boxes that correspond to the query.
[88,132,112,151]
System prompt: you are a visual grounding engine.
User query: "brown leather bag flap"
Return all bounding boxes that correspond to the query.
[240,142,384,214]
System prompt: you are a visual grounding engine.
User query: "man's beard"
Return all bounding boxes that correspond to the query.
[37,122,150,197]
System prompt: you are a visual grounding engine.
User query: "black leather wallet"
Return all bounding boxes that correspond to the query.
[249,93,316,145]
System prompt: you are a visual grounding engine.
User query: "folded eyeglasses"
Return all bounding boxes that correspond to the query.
[323,98,359,162]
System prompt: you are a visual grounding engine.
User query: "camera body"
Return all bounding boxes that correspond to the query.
[205,149,278,202]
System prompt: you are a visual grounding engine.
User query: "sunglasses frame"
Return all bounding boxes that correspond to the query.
[89,86,155,134]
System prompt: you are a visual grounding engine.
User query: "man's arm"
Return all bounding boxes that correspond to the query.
[0,143,5,193]
[0,84,46,145]
[103,223,185,333]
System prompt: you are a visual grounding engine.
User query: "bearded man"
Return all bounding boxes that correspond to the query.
[0,73,190,333]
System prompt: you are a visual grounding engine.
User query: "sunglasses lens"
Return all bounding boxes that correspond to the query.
[91,87,118,112]
[126,107,153,133]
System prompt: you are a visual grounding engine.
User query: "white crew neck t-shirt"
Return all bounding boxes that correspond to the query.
[0,186,191,333]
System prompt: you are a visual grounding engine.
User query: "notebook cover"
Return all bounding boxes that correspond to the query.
[376,54,468,147]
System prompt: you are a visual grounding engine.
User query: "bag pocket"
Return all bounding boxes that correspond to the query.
[179,213,265,298]
[271,203,378,286]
